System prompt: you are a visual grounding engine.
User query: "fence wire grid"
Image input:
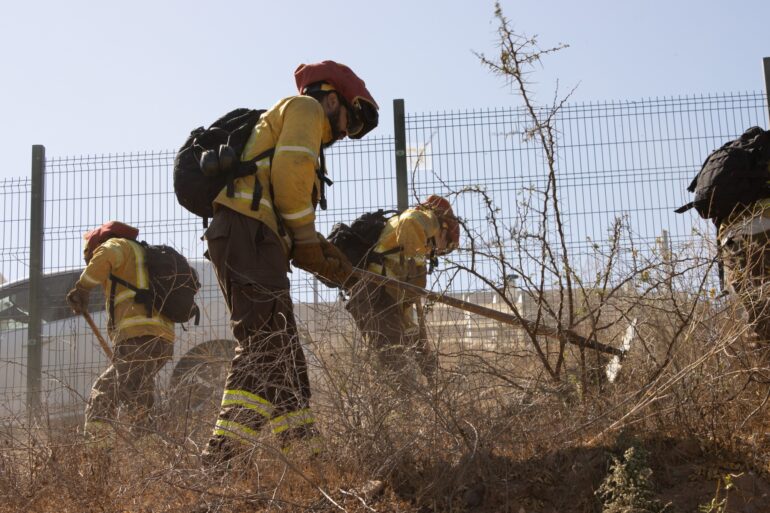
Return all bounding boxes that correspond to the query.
[0,90,768,421]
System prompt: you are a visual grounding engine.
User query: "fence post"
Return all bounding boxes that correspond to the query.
[26,145,45,412]
[764,57,770,126]
[393,99,409,211]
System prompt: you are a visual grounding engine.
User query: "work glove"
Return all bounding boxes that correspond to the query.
[292,242,352,287]
[318,235,350,265]
[66,284,90,315]
[318,235,354,282]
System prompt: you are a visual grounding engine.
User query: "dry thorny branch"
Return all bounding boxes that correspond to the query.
[398,4,748,432]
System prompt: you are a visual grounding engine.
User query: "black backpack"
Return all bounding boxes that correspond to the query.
[675,126,770,226]
[327,209,401,268]
[173,108,274,224]
[109,242,201,326]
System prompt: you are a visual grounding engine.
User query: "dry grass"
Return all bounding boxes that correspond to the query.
[3,286,770,513]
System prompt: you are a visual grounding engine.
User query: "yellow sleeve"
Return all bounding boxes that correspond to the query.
[76,239,126,289]
[395,211,437,259]
[270,97,324,242]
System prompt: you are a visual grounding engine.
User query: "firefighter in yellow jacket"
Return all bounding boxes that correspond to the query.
[345,195,460,381]
[201,60,379,465]
[720,199,770,344]
[66,221,175,441]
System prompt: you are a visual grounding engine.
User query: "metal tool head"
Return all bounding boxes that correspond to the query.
[606,317,637,383]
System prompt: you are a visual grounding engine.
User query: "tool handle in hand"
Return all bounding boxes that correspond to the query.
[82,311,113,360]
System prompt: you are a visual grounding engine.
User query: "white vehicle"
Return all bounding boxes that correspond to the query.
[0,260,270,423]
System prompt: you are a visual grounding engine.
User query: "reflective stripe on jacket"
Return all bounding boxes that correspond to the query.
[76,238,175,343]
[212,95,334,254]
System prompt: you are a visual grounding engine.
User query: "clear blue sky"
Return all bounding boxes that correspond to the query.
[1,0,768,180]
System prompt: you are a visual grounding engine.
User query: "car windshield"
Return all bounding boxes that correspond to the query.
[0,289,28,330]
[0,270,105,329]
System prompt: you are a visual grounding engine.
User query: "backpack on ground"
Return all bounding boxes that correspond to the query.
[675,126,770,226]
[173,108,274,223]
[327,209,401,269]
[109,242,201,326]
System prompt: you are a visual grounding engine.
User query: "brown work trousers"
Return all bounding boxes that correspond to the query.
[722,211,770,343]
[85,335,173,428]
[203,207,311,457]
[345,280,436,382]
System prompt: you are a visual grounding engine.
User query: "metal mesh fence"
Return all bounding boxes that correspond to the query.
[0,178,31,285]
[0,178,32,418]
[0,91,767,421]
[405,92,769,292]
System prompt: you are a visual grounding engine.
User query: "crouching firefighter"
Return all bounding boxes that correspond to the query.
[199,60,379,466]
[332,195,460,385]
[676,126,770,345]
[66,221,194,443]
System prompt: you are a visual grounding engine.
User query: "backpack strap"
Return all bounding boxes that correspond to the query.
[267,180,287,237]
[716,240,725,292]
[240,147,288,237]
[380,209,401,219]
[249,144,328,239]
[221,147,275,204]
[364,210,404,268]
[108,278,117,331]
[367,246,402,271]
[191,304,201,326]
[317,146,333,211]
[225,171,236,198]
[250,179,262,211]
[427,236,438,274]
[243,147,276,210]
[379,247,402,257]
[108,273,153,318]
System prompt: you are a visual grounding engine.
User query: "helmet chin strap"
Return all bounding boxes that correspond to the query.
[326,106,347,142]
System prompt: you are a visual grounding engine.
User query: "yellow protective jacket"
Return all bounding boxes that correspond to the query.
[75,238,175,343]
[213,95,334,254]
[368,208,442,295]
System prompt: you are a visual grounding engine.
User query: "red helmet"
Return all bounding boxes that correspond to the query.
[420,195,460,250]
[83,221,139,254]
[295,60,379,139]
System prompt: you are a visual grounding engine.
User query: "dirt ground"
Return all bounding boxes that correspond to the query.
[329,436,770,513]
[2,429,770,512]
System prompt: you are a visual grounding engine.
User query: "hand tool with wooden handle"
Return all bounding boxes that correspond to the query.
[349,267,625,357]
[82,311,113,360]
